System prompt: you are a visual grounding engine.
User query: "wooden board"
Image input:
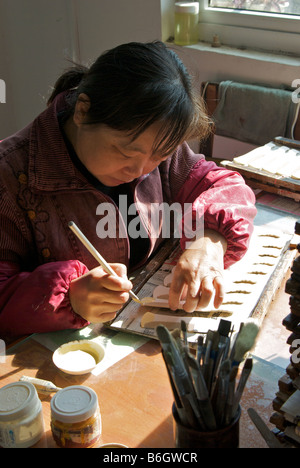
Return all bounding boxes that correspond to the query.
[221,138,300,201]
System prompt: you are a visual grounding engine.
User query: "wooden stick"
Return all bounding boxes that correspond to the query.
[68,221,142,304]
[247,408,283,448]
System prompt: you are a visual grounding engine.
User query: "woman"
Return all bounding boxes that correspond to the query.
[0,41,256,339]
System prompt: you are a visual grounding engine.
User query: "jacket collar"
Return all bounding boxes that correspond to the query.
[28,92,91,192]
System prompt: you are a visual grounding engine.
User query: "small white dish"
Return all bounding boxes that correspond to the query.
[52,340,105,375]
[98,443,128,448]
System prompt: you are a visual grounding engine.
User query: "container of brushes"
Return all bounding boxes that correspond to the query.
[172,403,241,448]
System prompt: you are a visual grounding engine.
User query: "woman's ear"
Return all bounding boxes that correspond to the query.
[73,93,91,125]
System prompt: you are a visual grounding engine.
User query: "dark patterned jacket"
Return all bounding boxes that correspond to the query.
[0,92,256,338]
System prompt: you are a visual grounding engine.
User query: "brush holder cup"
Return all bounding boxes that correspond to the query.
[172,403,241,449]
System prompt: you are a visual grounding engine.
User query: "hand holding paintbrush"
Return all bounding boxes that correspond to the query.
[69,221,142,304]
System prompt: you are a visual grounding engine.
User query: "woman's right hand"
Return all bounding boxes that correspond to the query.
[69,263,132,323]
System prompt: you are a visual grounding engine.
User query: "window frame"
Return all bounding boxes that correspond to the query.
[198,0,300,55]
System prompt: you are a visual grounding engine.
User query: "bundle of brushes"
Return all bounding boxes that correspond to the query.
[156,318,260,431]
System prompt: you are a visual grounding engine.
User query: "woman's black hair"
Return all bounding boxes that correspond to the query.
[48,41,211,155]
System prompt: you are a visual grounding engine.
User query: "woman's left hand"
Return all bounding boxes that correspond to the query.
[168,229,227,312]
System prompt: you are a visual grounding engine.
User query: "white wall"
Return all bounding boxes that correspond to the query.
[74,0,162,63]
[0,0,77,138]
[0,0,162,139]
[0,0,298,162]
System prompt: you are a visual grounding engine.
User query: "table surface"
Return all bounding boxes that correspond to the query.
[1,269,291,449]
[2,205,297,449]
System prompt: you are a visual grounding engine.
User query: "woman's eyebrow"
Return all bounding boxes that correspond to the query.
[122,143,147,154]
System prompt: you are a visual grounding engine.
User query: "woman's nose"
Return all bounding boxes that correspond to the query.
[123,161,145,178]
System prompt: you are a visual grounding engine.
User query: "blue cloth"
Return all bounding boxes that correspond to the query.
[213,80,298,145]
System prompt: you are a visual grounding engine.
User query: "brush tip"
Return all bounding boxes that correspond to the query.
[171,330,181,341]
[244,357,253,369]
[197,335,204,345]
[233,324,259,362]
[236,320,260,345]
[220,358,231,374]
[218,319,232,337]
[156,324,170,341]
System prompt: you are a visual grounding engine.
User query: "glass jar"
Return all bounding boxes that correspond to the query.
[0,381,44,448]
[174,2,199,46]
[50,385,101,448]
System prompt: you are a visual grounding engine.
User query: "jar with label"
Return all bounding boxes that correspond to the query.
[174,2,200,46]
[50,385,101,448]
[0,381,44,448]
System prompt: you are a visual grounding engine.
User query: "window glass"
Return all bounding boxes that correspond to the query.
[208,0,300,15]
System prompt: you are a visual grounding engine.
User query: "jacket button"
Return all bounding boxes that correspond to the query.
[42,248,51,258]
[18,173,28,184]
[27,210,36,219]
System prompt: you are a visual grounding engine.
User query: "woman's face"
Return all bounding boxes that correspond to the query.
[74,123,170,187]
[68,97,171,187]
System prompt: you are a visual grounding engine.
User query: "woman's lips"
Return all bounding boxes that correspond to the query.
[107,176,134,185]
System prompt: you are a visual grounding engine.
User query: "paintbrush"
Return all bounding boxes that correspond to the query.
[229,322,244,361]
[156,325,204,429]
[231,320,260,367]
[162,348,200,429]
[202,330,213,386]
[224,366,239,426]
[196,335,204,366]
[171,328,194,385]
[218,319,232,338]
[231,357,253,418]
[214,359,231,426]
[171,328,217,430]
[181,320,188,348]
[208,320,231,397]
[161,351,190,427]
[20,376,62,394]
[209,342,226,398]
[207,331,221,394]
[68,221,142,304]
[172,327,218,430]
[187,353,217,431]
[171,328,214,430]
[218,319,232,359]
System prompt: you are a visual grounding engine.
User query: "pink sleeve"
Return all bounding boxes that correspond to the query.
[176,165,257,269]
[0,260,89,339]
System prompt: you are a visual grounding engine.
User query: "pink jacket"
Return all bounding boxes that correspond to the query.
[0,92,256,339]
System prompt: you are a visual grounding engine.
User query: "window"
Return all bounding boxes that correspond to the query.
[198,0,300,54]
[209,0,300,15]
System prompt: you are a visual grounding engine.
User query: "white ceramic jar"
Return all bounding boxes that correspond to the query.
[0,381,44,448]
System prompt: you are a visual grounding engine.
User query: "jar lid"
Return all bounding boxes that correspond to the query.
[50,386,98,423]
[0,381,39,422]
[175,2,200,14]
